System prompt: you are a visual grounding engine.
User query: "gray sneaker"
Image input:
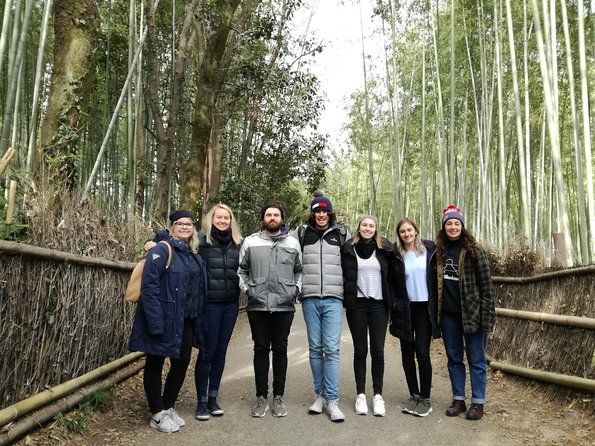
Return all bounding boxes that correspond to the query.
[272,395,288,417]
[164,407,185,427]
[251,396,269,418]
[414,398,433,417]
[309,395,326,414]
[401,394,420,414]
[326,400,345,422]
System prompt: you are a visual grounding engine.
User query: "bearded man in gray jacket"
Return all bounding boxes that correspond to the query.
[238,203,302,419]
[292,191,349,422]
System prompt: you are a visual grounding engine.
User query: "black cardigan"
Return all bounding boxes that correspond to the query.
[341,237,396,313]
[389,239,440,341]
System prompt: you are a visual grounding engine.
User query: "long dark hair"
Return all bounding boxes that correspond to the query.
[436,227,481,261]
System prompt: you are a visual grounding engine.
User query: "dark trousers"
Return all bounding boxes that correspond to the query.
[399,301,433,398]
[247,311,294,398]
[346,298,388,395]
[143,318,193,414]
[195,301,239,401]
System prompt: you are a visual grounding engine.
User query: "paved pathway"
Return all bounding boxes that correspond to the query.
[139,305,520,445]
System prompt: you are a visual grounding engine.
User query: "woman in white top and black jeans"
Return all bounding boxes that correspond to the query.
[341,215,395,417]
[390,217,439,418]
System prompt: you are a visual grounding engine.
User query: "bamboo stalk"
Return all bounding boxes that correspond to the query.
[0,240,136,271]
[5,180,16,224]
[0,147,16,175]
[496,308,595,330]
[0,353,143,429]
[492,264,595,283]
[0,359,144,445]
[487,356,595,392]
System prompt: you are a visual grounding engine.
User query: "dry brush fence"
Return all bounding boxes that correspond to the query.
[488,266,595,402]
[0,240,137,409]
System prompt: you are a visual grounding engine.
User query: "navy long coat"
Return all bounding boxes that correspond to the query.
[129,238,208,358]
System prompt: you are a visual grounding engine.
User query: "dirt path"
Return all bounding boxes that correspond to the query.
[19,309,594,445]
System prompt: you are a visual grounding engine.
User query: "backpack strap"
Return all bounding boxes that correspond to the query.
[338,227,347,246]
[159,240,173,269]
[298,225,306,250]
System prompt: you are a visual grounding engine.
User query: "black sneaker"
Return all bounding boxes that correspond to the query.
[195,402,209,421]
[207,398,224,416]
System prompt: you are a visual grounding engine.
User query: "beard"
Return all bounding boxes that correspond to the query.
[264,220,282,232]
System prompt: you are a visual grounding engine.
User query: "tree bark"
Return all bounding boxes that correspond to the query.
[38,0,100,193]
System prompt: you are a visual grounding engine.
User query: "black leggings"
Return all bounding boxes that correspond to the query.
[143,318,193,414]
[399,302,433,399]
[346,298,388,395]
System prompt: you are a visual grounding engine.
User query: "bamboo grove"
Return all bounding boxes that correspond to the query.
[0,0,327,236]
[326,0,594,266]
[0,0,594,265]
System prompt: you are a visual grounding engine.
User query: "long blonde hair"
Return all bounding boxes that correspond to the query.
[202,203,242,245]
[395,217,425,256]
[351,215,383,249]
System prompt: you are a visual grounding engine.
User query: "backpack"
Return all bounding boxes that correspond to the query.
[124,240,172,303]
[297,224,347,250]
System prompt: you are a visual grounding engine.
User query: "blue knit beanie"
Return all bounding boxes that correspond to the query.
[310,191,333,213]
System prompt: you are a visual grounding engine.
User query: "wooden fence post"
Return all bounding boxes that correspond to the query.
[6,180,17,224]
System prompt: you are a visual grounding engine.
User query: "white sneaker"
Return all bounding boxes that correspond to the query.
[326,400,345,422]
[309,395,326,413]
[150,411,180,433]
[164,407,185,427]
[355,393,368,415]
[372,394,386,417]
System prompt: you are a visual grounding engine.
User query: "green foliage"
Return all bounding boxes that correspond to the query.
[83,388,115,412]
[55,410,87,433]
[53,388,114,433]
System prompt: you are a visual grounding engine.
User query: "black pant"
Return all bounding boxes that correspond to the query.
[346,298,388,395]
[399,301,433,398]
[247,311,294,398]
[143,318,193,414]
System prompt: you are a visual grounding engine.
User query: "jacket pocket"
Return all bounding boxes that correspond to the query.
[278,277,297,303]
[277,247,297,279]
[247,277,266,300]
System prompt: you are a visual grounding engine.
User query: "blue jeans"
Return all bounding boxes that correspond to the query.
[195,301,239,401]
[302,297,343,402]
[441,312,488,404]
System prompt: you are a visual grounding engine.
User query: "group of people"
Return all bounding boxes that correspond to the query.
[128,192,495,434]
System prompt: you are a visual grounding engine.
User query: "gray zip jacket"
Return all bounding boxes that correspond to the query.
[291,224,349,300]
[237,230,302,312]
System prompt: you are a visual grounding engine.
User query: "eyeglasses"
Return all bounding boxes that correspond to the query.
[173,221,194,228]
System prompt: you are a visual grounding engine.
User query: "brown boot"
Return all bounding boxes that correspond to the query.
[466,403,484,420]
[445,400,467,417]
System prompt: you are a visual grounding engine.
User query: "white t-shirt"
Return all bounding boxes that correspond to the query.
[356,250,383,300]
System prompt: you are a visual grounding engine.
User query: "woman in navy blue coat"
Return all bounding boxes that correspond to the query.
[129,210,207,433]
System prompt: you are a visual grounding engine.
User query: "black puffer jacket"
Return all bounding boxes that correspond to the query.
[341,237,396,312]
[198,232,241,303]
[389,240,440,341]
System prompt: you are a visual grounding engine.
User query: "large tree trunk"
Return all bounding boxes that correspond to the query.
[38,0,99,193]
[181,0,242,215]
[146,0,199,222]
